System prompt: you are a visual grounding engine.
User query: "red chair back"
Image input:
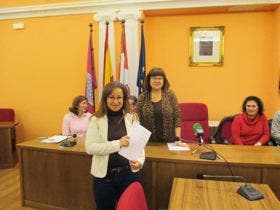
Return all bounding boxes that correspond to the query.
[179,103,210,143]
[0,109,15,121]
[117,182,148,210]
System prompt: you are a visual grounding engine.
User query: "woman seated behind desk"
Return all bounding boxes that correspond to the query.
[62,95,92,137]
[137,67,181,142]
[85,81,144,210]
[231,96,270,146]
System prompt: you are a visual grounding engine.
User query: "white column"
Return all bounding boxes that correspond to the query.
[117,10,141,97]
[93,11,117,99]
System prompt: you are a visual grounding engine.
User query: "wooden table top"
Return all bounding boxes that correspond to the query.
[0,121,19,128]
[168,178,280,210]
[145,143,280,167]
[17,140,280,167]
[17,138,87,154]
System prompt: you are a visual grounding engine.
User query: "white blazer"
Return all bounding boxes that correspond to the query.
[85,113,145,178]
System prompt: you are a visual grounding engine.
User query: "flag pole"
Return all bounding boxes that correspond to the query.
[118,19,126,81]
[137,19,146,96]
[103,21,109,86]
[104,21,114,85]
[86,22,97,113]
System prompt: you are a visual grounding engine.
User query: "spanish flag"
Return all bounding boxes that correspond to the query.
[103,22,113,86]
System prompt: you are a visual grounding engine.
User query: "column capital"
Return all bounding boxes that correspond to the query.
[117,9,142,21]
[93,11,117,22]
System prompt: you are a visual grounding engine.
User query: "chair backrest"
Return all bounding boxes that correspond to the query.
[179,103,210,143]
[117,182,148,210]
[0,109,15,121]
[213,115,235,144]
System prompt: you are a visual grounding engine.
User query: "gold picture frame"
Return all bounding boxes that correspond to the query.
[189,26,224,66]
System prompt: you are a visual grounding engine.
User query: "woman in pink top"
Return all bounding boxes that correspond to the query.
[62,95,92,137]
[231,96,270,145]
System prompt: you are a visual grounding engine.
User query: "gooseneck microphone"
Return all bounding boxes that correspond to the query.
[193,123,204,144]
[197,173,247,183]
[197,173,264,201]
[192,122,218,159]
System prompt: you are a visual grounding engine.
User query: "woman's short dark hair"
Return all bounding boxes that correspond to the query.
[242,96,264,115]
[95,81,129,118]
[144,67,170,92]
[69,95,87,115]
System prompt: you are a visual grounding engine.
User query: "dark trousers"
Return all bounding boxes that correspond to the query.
[93,166,139,210]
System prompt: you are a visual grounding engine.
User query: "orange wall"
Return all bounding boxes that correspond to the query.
[145,11,278,120]
[0,9,279,140]
[274,7,280,111]
[0,14,100,139]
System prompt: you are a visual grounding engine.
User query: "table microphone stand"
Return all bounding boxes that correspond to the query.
[192,136,217,160]
[192,136,205,154]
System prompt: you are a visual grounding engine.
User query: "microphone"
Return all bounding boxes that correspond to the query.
[197,173,246,182]
[196,173,264,201]
[60,134,77,147]
[193,123,204,144]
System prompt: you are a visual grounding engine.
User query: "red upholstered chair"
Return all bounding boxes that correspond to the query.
[117,182,148,210]
[179,103,210,143]
[0,108,15,121]
[0,108,17,147]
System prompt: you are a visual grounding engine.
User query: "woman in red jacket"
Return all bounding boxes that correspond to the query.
[231,96,270,145]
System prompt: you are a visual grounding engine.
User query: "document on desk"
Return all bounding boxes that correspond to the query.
[167,143,190,151]
[119,124,151,160]
[41,135,68,144]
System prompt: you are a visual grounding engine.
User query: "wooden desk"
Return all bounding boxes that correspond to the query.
[0,121,19,168]
[141,143,280,210]
[17,140,280,210]
[168,178,280,210]
[17,138,94,210]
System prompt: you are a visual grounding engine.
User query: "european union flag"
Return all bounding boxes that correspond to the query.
[137,23,146,96]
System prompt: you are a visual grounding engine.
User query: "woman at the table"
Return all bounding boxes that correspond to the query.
[231,96,270,145]
[85,81,145,210]
[62,95,91,137]
[137,67,181,142]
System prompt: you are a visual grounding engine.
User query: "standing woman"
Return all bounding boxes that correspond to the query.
[137,67,181,142]
[85,82,144,210]
[231,96,270,145]
[62,95,92,137]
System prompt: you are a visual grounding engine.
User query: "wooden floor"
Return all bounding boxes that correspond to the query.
[0,164,37,210]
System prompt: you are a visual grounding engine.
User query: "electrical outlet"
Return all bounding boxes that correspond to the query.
[12,23,25,30]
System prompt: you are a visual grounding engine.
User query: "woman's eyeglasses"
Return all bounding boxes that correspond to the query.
[150,76,163,81]
[107,96,124,101]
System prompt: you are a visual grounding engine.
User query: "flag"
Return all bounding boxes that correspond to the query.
[137,23,146,95]
[119,21,129,87]
[86,24,97,113]
[103,23,113,86]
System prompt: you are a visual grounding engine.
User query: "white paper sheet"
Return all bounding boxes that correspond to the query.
[118,124,151,160]
[167,142,190,151]
[41,135,68,144]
